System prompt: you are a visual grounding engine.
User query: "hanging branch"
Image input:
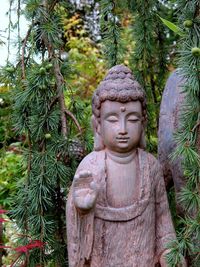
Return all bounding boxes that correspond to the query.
[130,0,156,145]
[192,121,200,132]
[21,22,35,248]
[11,0,86,265]
[7,0,13,64]
[17,0,21,54]
[64,108,82,133]
[40,0,68,138]
[53,60,68,137]
[21,25,33,79]
[100,0,120,67]
[130,0,170,151]
[47,93,82,134]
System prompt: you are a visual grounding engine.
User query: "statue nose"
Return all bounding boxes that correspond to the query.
[119,120,127,135]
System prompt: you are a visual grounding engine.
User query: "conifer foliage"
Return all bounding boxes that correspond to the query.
[100,0,120,67]
[129,0,172,151]
[10,1,82,266]
[167,1,200,266]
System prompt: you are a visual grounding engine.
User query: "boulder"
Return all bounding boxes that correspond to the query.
[158,70,186,212]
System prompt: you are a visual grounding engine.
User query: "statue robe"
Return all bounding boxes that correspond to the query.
[66,149,176,267]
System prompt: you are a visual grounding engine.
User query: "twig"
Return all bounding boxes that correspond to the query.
[15,233,32,239]
[192,121,200,132]
[49,95,58,110]
[53,60,68,137]
[49,0,60,12]
[10,253,22,267]
[21,25,33,79]
[7,0,12,64]
[17,0,21,54]
[64,108,82,133]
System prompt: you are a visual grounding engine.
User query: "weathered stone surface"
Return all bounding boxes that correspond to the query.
[66,65,184,267]
[158,70,186,193]
[158,69,200,218]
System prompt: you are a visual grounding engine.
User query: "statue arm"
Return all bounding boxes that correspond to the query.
[67,188,95,267]
[66,153,98,267]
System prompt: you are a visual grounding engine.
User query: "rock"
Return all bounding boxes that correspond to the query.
[158,70,186,212]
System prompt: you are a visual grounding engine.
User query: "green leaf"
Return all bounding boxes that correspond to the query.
[158,16,184,36]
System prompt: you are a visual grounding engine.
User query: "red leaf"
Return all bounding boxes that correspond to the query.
[14,240,45,253]
[0,218,9,222]
[26,240,45,249]
[0,209,8,214]
[15,246,28,253]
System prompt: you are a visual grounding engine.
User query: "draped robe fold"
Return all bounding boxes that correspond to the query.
[66,149,176,267]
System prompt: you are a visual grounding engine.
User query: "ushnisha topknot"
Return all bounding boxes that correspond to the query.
[92,64,147,121]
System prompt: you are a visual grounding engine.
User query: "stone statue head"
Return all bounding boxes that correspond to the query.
[92,64,147,151]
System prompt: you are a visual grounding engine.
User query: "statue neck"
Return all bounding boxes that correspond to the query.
[105,148,137,164]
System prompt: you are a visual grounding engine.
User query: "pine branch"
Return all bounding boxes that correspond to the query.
[21,25,33,79]
[53,59,68,137]
[100,0,120,67]
[192,121,200,132]
[7,0,13,64]
[130,0,167,149]
[167,1,200,266]
[17,0,21,54]
[64,108,82,134]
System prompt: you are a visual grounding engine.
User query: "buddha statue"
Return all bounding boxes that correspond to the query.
[66,65,184,267]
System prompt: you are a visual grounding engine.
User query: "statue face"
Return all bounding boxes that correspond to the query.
[99,100,143,154]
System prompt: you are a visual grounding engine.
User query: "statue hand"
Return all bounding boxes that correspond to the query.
[73,170,98,213]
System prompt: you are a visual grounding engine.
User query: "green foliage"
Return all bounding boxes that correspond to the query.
[1,1,88,265]
[100,0,121,67]
[0,149,23,209]
[167,186,180,228]
[63,14,106,98]
[158,16,184,36]
[0,72,18,147]
[129,0,175,152]
[166,1,200,266]
[11,60,71,265]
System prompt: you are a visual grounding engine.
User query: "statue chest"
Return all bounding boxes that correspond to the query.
[106,156,139,208]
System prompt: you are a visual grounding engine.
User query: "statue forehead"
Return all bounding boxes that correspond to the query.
[100,100,142,113]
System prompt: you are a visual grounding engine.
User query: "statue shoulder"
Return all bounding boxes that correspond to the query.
[76,150,104,172]
[147,152,160,166]
[142,151,164,186]
[139,149,158,164]
[140,149,162,174]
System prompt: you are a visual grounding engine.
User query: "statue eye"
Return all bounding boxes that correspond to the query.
[106,116,118,122]
[128,116,140,122]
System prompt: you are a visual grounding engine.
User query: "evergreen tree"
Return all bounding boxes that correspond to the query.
[100,0,121,67]
[129,0,177,152]
[8,1,84,265]
[166,1,200,266]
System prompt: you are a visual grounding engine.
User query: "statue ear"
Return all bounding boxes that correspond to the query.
[91,115,104,151]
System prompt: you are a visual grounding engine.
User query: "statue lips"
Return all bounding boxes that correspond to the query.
[116,137,130,143]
